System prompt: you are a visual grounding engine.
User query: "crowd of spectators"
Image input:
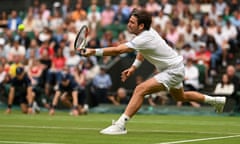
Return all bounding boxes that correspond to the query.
[0,0,240,113]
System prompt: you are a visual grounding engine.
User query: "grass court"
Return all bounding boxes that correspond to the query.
[0,108,240,144]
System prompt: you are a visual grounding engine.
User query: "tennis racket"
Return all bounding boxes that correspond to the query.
[74,25,89,54]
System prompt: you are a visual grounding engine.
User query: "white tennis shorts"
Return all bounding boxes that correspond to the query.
[154,63,185,91]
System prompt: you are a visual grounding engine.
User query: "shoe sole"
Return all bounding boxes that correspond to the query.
[100,130,127,135]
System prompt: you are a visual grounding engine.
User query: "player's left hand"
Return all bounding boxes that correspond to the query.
[121,67,136,82]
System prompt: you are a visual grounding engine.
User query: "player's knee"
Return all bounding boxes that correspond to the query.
[134,84,148,96]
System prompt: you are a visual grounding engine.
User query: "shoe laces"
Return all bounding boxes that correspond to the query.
[112,120,116,125]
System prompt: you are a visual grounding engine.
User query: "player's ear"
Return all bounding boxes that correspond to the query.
[139,23,144,31]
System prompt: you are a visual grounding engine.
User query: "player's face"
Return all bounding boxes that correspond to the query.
[127,16,142,35]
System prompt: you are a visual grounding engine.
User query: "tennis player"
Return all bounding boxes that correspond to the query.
[78,9,226,135]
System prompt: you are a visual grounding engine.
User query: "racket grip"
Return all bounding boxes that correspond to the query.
[76,48,86,56]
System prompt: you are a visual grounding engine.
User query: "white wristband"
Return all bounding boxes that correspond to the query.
[132,59,142,68]
[95,49,103,56]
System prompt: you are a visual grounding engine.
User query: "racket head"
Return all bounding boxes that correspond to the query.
[74,25,89,51]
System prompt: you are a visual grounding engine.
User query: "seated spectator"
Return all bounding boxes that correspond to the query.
[160,0,173,15]
[166,24,179,45]
[179,44,196,64]
[195,42,211,70]
[72,62,87,90]
[8,54,23,78]
[8,39,26,62]
[5,67,34,114]
[50,48,66,84]
[213,26,229,67]
[184,58,200,91]
[85,58,100,83]
[226,65,240,107]
[130,0,142,11]
[153,10,170,30]
[177,58,201,108]
[175,34,186,51]
[214,74,234,96]
[183,24,194,44]
[145,0,161,15]
[18,30,31,49]
[27,59,45,87]
[39,41,55,59]
[189,34,202,52]
[113,0,131,24]
[26,39,40,60]
[91,65,112,106]
[207,36,222,76]
[100,5,115,27]
[222,20,238,56]
[7,10,22,31]
[108,87,130,106]
[66,49,81,69]
[87,5,101,30]
[71,2,86,20]
[192,20,203,37]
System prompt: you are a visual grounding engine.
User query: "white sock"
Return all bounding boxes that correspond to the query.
[203,95,216,104]
[115,114,130,126]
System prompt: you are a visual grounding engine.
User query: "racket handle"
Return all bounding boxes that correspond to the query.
[76,48,86,56]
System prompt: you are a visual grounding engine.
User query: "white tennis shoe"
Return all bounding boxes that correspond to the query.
[212,97,226,113]
[100,120,127,135]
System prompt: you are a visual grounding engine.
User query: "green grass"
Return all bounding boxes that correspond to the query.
[0,110,240,144]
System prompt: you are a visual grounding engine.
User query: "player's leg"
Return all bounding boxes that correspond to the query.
[169,87,226,112]
[124,78,166,117]
[100,77,166,135]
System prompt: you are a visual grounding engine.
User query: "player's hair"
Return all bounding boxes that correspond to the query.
[130,9,152,30]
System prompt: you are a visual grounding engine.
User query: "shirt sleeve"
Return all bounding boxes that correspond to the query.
[125,33,154,50]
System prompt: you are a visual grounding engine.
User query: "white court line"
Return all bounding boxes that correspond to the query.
[0,124,240,135]
[158,135,240,144]
[0,140,63,144]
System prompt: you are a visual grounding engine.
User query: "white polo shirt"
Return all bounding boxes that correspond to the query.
[125,28,183,71]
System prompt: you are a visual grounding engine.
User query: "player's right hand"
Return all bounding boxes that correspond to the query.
[121,67,136,82]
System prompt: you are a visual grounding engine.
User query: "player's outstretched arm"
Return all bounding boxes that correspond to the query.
[79,44,134,57]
